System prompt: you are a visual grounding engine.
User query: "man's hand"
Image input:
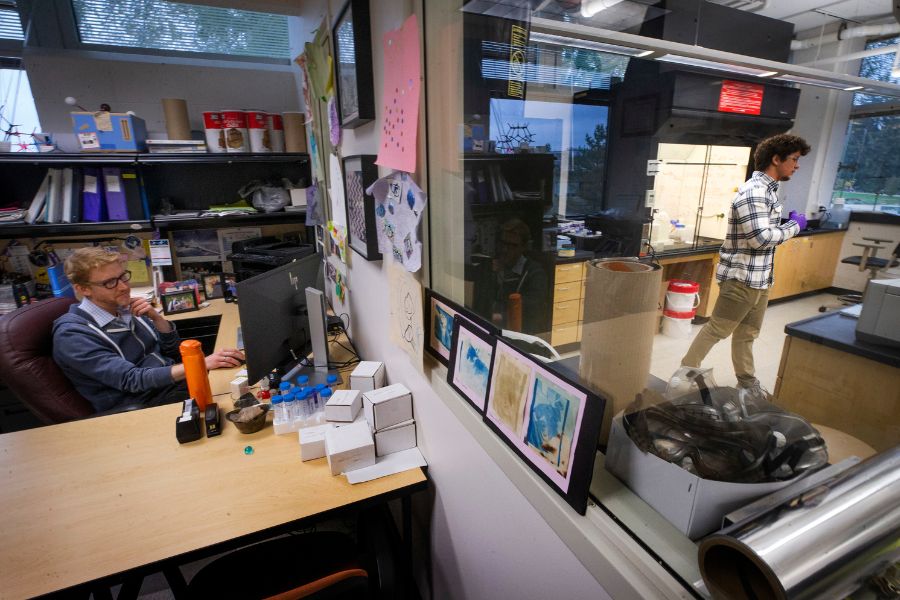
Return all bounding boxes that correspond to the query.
[131,297,174,333]
[205,348,245,370]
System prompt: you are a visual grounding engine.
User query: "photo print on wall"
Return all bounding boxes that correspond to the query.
[447,317,496,413]
[483,338,606,514]
[424,289,497,367]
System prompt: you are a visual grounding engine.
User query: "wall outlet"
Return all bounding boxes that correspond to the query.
[645,190,655,208]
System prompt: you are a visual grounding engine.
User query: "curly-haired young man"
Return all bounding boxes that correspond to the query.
[679,134,811,395]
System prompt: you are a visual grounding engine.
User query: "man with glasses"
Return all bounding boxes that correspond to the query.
[52,247,243,412]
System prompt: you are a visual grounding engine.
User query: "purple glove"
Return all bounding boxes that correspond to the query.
[788,210,807,231]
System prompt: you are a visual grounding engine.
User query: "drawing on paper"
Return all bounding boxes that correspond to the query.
[525,373,580,477]
[452,327,492,406]
[489,350,530,434]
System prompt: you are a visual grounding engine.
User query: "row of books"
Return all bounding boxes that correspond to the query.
[26,168,150,225]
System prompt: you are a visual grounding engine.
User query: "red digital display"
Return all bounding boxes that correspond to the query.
[718,80,765,115]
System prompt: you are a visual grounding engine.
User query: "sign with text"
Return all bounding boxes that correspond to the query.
[718,80,765,115]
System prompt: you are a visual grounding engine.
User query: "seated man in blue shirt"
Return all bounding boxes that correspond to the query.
[53,247,244,412]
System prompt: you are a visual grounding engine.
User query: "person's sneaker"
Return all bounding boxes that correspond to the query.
[738,380,772,409]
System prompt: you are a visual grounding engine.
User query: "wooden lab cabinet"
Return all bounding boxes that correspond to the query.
[551,261,586,347]
[769,232,844,301]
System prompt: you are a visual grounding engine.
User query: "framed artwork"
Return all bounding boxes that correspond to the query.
[447,317,496,413]
[162,290,198,316]
[202,273,224,300]
[343,154,381,260]
[424,289,497,367]
[332,0,375,129]
[483,338,606,514]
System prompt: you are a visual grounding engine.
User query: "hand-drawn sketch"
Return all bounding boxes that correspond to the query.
[388,261,424,368]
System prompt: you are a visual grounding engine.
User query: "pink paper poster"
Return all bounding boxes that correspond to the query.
[376,14,421,174]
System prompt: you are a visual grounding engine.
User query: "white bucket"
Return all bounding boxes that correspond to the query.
[662,314,693,338]
[665,290,700,312]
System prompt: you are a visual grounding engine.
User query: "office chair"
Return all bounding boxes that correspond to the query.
[185,507,402,600]
[0,297,95,423]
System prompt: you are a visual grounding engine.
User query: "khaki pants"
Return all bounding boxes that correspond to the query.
[681,279,769,387]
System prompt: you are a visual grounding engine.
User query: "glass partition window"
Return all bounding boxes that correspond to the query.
[426,3,899,596]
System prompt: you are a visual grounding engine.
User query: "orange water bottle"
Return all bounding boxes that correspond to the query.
[507,292,523,332]
[180,340,213,410]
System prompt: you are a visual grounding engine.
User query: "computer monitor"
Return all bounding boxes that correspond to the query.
[236,253,325,384]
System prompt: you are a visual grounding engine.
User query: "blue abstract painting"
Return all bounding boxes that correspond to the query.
[454,328,493,407]
[433,303,454,358]
[525,374,580,477]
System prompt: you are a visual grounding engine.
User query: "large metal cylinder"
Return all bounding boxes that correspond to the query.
[698,446,900,600]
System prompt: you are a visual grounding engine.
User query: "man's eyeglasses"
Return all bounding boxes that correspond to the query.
[89,270,132,289]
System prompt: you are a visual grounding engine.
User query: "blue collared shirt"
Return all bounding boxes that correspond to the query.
[79,297,132,328]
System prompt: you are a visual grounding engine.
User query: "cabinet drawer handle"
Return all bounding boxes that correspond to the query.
[557,286,570,291]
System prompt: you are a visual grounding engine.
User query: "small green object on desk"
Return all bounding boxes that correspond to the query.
[244,445,254,455]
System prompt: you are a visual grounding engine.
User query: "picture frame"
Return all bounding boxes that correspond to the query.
[222,273,238,302]
[447,317,496,414]
[332,0,375,129]
[483,338,606,514]
[424,289,497,367]
[343,154,381,261]
[202,273,224,300]
[162,290,199,316]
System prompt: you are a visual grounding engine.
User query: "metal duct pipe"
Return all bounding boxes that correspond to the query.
[791,22,900,51]
[698,446,900,600]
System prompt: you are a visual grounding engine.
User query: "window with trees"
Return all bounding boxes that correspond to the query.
[832,36,900,214]
[71,0,290,60]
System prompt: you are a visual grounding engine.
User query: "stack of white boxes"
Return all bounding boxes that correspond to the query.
[301,361,418,477]
[362,383,416,458]
[299,362,383,466]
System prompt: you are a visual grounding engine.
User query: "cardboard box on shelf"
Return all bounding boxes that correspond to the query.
[363,383,413,432]
[71,112,148,152]
[374,419,417,457]
[604,412,795,539]
[350,361,386,392]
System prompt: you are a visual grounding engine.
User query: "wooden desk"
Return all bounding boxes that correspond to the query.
[0,302,426,599]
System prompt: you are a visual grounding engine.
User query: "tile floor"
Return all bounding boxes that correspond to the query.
[649,292,836,392]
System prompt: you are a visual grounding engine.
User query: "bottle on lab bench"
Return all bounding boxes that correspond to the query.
[179,340,212,410]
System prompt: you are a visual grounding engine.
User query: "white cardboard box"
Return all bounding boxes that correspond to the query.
[325,421,375,475]
[604,412,795,539]
[325,389,362,422]
[289,187,308,207]
[229,376,249,399]
[374,419,417,457]
[363,383,413,432]
[350,361,385,392]
[298,423,334,461]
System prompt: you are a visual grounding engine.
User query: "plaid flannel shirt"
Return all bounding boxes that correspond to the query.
[716,171,800,289]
